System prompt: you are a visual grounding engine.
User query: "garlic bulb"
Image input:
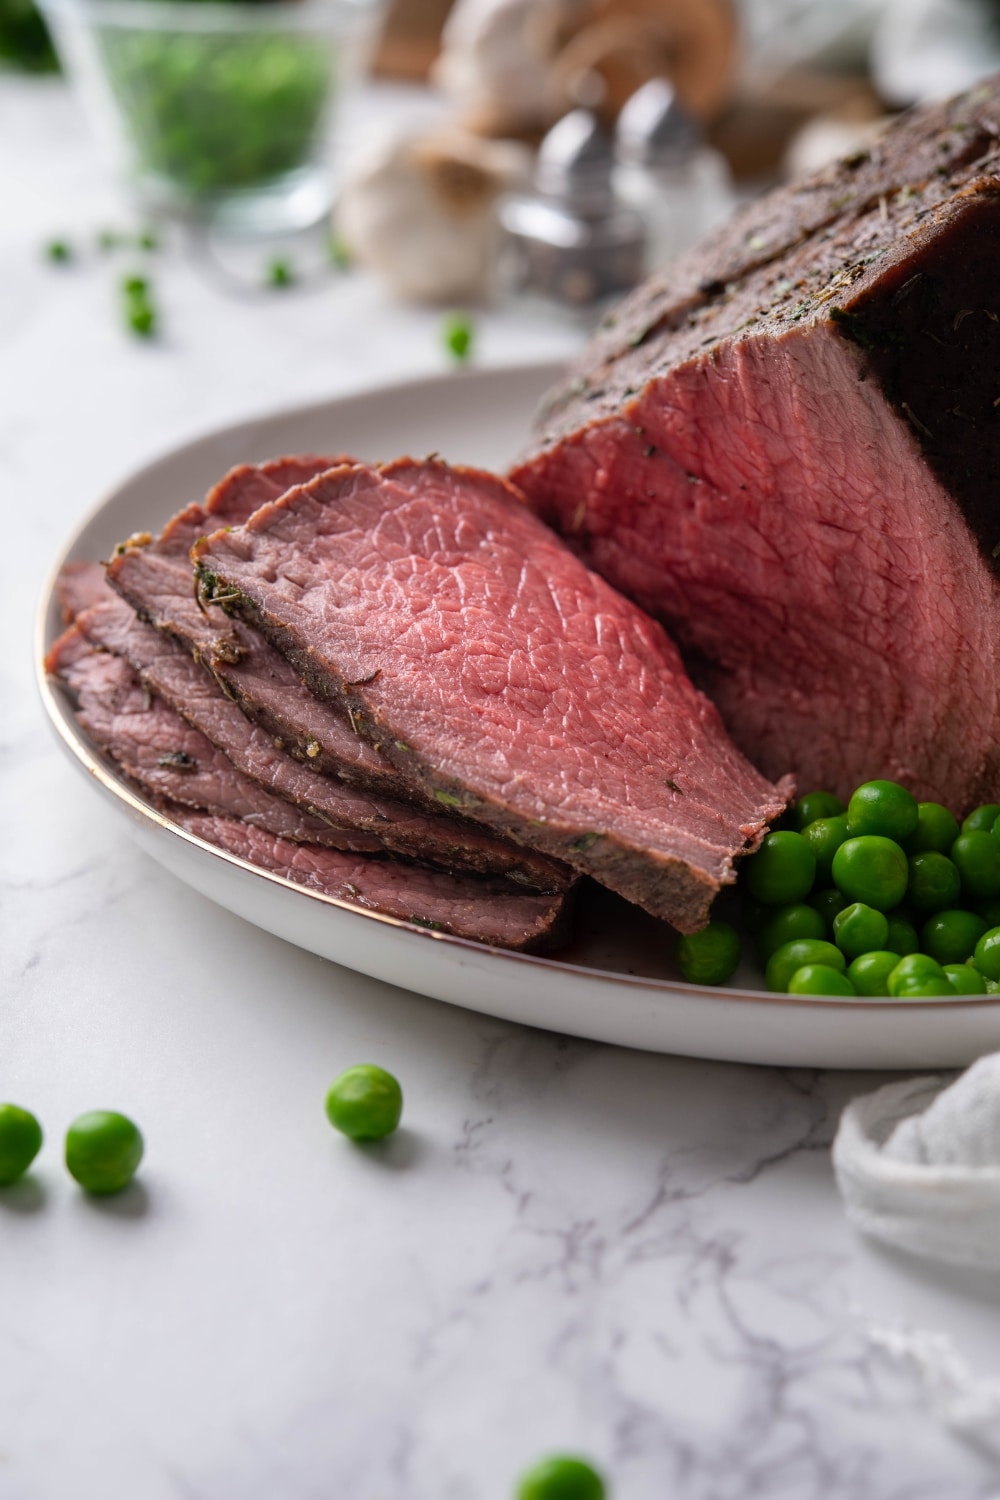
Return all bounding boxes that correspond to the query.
[336,126,530,303]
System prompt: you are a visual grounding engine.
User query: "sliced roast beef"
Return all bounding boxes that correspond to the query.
[56,561,108,622]
[106,462,426,795]
[511,77,1000,810]
[48,624,572,950]
[192,459,789,931]
[47,625,383,849]
[69,584,571,890]
[159,807,573,951]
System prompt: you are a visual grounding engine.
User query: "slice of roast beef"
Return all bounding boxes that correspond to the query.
[511,76,1000,810]
[47,625,383,850]
[69,583,571,890]
[192,459,789,931]
[158,806,573,951]
[56,561,108,622]
[106,461,426,795]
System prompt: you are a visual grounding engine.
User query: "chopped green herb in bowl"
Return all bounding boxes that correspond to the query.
[40,0,386,233]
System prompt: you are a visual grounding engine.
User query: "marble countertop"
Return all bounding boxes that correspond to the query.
[4,73,1000,1500]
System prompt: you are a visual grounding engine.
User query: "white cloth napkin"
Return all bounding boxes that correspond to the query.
[832,1056,1000,1271]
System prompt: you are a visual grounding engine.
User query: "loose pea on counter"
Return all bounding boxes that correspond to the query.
[515,1456,606,1500]
[325,1065,403,1142]
[65,1110,144,1195]
[0,1104,43,1186]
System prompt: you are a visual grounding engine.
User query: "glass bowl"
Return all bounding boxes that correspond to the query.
[40,0,385,233]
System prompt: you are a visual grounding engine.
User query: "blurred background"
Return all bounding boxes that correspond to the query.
[4,0,1000,318]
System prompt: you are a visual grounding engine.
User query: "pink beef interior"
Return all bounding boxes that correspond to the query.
[518,325,1000,804]
[194,460,789,929]
[512,79,1000,812]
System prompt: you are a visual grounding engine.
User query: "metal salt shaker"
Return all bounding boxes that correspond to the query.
[615,79,734,273]
[499,108,646,306]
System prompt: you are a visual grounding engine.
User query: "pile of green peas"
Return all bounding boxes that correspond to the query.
[676,779,1000,996]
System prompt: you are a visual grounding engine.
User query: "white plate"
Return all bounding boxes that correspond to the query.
[37,362,1000,1068]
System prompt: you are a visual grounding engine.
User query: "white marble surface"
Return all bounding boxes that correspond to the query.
[4,72,1000,1500]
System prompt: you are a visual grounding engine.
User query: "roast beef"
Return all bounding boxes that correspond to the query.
[511,78,1000,810]
[47,625,383,849]
[48,624,573,949]
[160,807,573,951]
[107,462,426,795]
[69,585,571,889]
[192,459,789,931]
[56,561,108,622]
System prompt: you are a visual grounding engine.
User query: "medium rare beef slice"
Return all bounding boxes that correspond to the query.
[71,585,571,890]
[511,79,1000,810]
[106,461,424,795]
[167,808,572,951]
[193,460,789,931]
[47,626,382,850]
[56,561,108,622]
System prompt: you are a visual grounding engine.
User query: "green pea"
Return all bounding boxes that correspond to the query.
[905,801,960,854]
[832,902,889,960]
[919,909,987,965]
[895,978,959,997]
[952,832,1000,900]
[745,830,816,905]
[325,1065,402,1142]
[792,790,846,830]
[943,964,988,996]
[45,238,73,263]
[847,951,901,997]
[676,920,741,985]
[809,887,850,933]
[516,1456,605,1500]
[787,964,856,996]
[832,836,908,911]
[127,301,156,337]
[755,903,826,962]
[885,911,920,956]
[442,312,474,362]
[888,953,945,997]
[846,780,919,842]
[266,257,295,288]
[65,1110,144,1195]
[973,927,1000,981]
[0,1104,43,1186]
[975,898,1000,927]
[962,803,1000,834]
[801,815,849,883]
[765,939,846,993]
[906,851,961,914]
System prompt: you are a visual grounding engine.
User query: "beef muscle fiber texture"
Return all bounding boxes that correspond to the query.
[193,459,788,931]
[164,808,572,952]
[106,460,436,799]
[47,625,383,850]
[47,625,572,950]
[511,76,1000,811]
[69,582,571,890]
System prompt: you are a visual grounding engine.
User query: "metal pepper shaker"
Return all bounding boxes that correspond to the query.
[614,79,734,273]
[499,107,646,307]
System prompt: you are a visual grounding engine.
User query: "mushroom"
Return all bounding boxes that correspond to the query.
[434,0,739,139]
